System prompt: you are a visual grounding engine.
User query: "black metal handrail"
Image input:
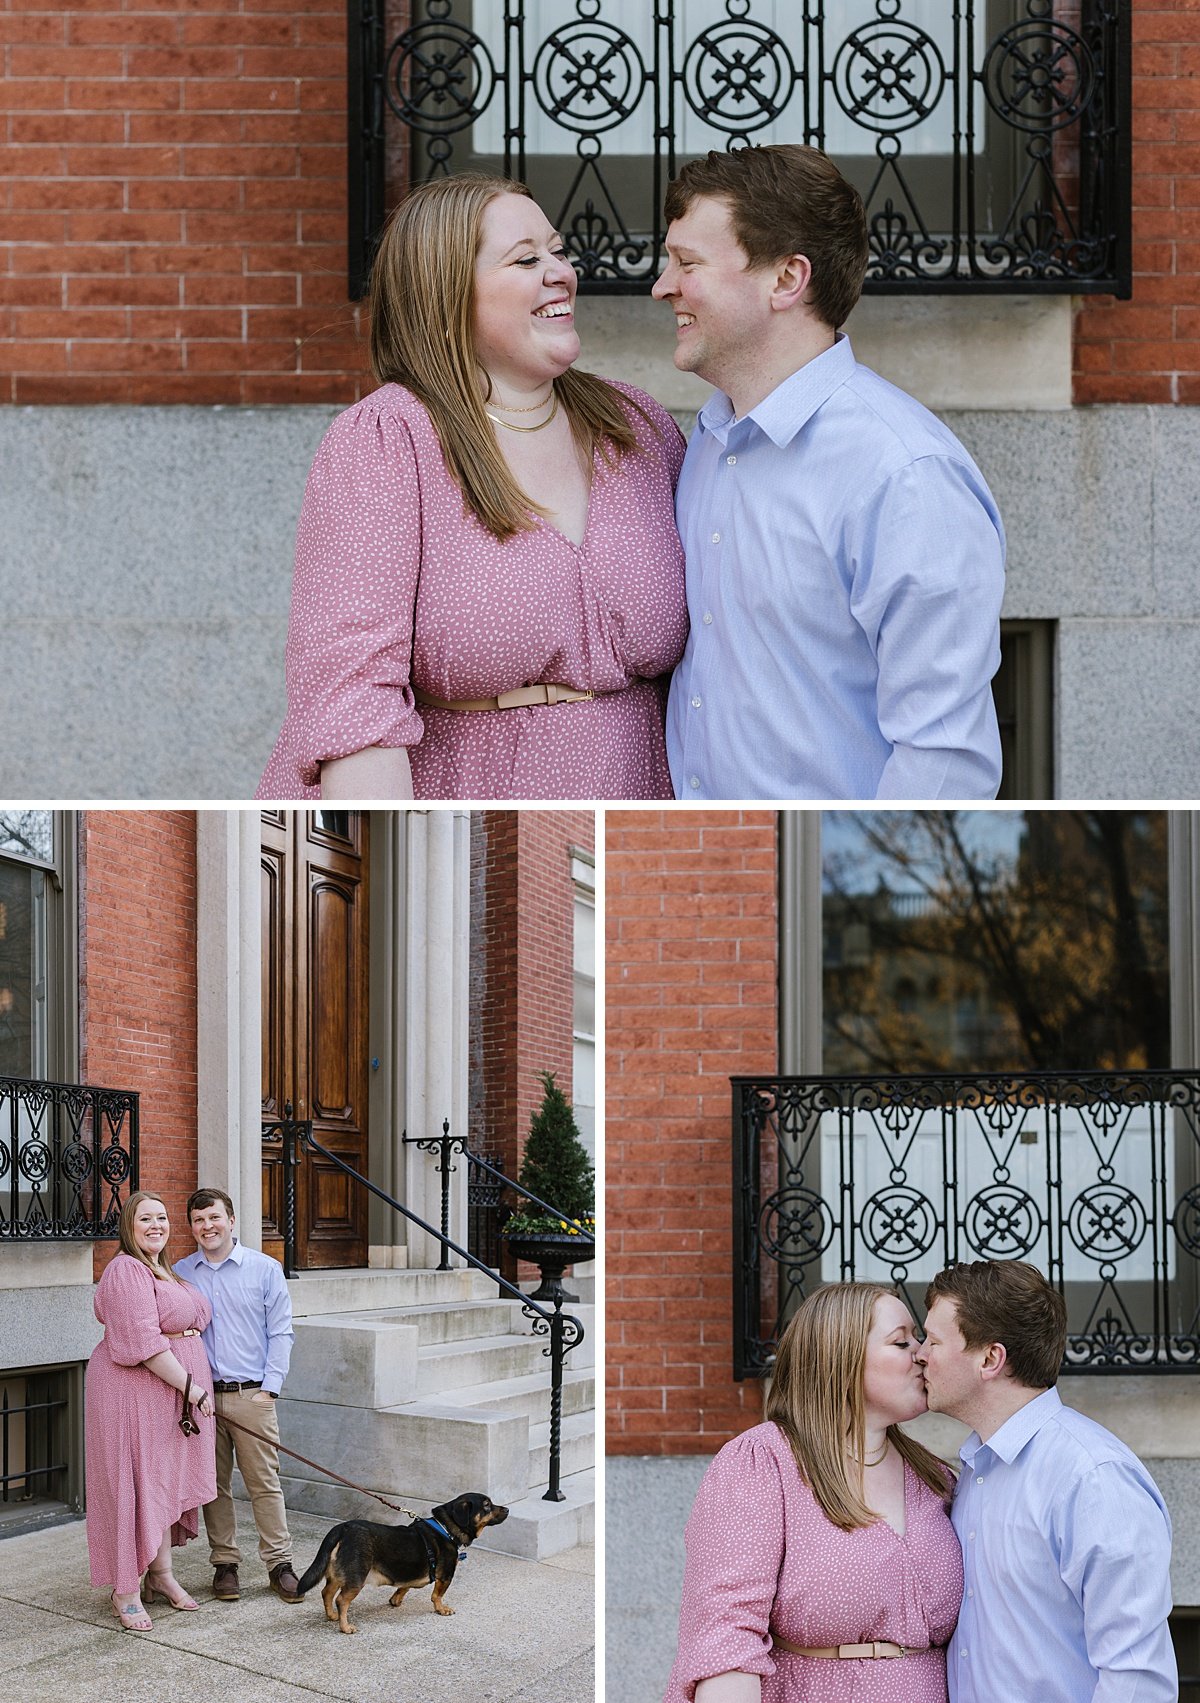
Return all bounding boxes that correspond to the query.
[267,1119,586,1501]
[0,1076,139,1241]
[350,1,1130,298]
[402,1118,596,1273]
[733,1070,1200,1380]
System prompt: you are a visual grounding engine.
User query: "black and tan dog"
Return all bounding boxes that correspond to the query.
[296,1492,508,1633]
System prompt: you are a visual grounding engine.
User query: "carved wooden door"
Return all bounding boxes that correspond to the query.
[261,810,369,1268]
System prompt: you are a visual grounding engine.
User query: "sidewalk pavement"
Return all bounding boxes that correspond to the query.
[0,1501,594,1702]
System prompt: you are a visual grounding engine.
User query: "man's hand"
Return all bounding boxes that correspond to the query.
[250,1390,274,1404]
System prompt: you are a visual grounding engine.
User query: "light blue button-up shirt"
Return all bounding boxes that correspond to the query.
[949,1388,1176,1703]
[175,1240,294,1395]
[665,336,1005,800]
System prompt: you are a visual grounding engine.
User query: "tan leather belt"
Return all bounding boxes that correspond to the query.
[414,684,595,713]
[165,1329,201,1338]
[774,1638,915,1660]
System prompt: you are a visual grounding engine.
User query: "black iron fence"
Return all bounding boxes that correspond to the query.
[732,1070,1200,1380]
[350,0,1130,298]
[267,1118,588,1501]
[1,1373,69,1508]
[0,1077,138,1242]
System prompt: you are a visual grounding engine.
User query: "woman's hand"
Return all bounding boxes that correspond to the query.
[320,745,414,799]
[195,1388,213,1418]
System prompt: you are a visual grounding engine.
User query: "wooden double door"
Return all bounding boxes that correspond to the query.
[261,811,370,1269]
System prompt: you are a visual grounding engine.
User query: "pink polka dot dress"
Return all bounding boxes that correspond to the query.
[665,1422,963,1703]
[85,1254,217,1596]
[256,381,688,801]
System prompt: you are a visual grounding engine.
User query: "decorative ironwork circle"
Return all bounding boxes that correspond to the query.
[18,1140,51,1183]
[533,22,645,135]
[385,21,496,134]
[964,1185,1041,1259]
[832,22,945,134]
[1173,1185,1200,1256]
[860,1186,937,1263]
[99,1143,132,1185]
[758,1186,834,1267]
[0,1143,8,1181]
[983,21,1095,134]
[683,21,796,134]
[60,1141,93,1185]
[1068,1184,1146,1262]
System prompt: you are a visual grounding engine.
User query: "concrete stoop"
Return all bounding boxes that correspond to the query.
[270,1263,595,1562]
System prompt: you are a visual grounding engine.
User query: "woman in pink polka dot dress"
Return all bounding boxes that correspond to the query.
[665,1284,963,1703]
[257,175,687,803]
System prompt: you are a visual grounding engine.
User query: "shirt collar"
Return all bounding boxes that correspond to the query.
[196,1236,244,1270]
[696,334,857,448]
[959,1386,1062,1467]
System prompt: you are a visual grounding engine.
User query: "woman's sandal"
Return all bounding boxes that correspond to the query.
[110,1590,152,1632]
[142,1570,199,1611]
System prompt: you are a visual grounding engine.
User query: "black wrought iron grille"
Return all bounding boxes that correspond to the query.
[0,1077,139,1241]
[349,1,1130,299]
[1,1373,69,1508]
[732,1071,1200,1380]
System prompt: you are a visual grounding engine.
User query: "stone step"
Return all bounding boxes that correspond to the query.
[528,1409,594,1486]
[477,1468,595,1561]
[351,1297,527,1346]
[453,1365,595,1424]
[415,1332,549,1396]
[287,1265,496,1318]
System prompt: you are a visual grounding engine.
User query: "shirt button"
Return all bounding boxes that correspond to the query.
[967,1588,974,1599]
[702,612,713,625]
[689,776,700,790]
[691,696,702,708]
[976,1475,984,1484]
[968,1531,975,1541]
[726,454,736,466]
[711,531,720,544]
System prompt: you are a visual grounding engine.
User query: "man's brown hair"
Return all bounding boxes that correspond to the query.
[187,1186,235,1221]
[663,144,869,330]
[925,1260,1068,1391]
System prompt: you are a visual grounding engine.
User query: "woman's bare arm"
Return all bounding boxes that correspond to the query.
[695,1676,762,1703]
[319,746,414,800]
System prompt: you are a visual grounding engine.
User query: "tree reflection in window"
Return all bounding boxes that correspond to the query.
[822,812,1169,1075]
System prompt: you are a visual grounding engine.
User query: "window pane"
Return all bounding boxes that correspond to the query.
[822,811,1170,1074]
[0,862,43,1078]
[0,811,54,867]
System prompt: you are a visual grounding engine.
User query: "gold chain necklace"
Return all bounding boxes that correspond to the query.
[485,392,560,434]
[853,1439,890,1468]
[488,387,555,414]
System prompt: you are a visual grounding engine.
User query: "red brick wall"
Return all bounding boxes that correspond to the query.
[1074,4,1200,402]
[80,811,198,1277]
[606,810,778,1456]
[477,809,594,1185]
[1,0,370,404]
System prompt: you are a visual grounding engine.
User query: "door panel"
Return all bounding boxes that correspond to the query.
[261,812,369,1269]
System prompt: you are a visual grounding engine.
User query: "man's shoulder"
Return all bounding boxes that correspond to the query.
[838,359,977,469]
[173,1250,204,1277]
[1028,1399,1150,1481]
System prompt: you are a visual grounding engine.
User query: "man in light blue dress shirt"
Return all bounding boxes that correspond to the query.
[176,1187,300,1604]
[917,1260,1176,1702]
[654,144,1006,800]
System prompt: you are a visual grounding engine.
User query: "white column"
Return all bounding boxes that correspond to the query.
[396,809,471,1269]
[195,809,262,1245]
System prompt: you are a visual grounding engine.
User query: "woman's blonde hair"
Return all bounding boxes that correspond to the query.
[764,1280,951,1530]
[118,1190,182,1283]
[368,174,653,541]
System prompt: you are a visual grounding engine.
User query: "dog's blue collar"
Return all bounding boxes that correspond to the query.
[421,1516,468,1562]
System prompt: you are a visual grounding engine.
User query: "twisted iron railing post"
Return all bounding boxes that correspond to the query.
[545,1296,565,1502]
[281,1119,300,1280]
[436,1118,452,1271]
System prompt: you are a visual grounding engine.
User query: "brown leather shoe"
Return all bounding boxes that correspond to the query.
[212,1564,240,1601]
[268,1562,302,1603]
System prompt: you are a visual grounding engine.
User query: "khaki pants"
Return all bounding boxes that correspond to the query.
[204,1389,292,1571]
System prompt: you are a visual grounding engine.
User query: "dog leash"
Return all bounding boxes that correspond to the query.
[216,1410,423,1521]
